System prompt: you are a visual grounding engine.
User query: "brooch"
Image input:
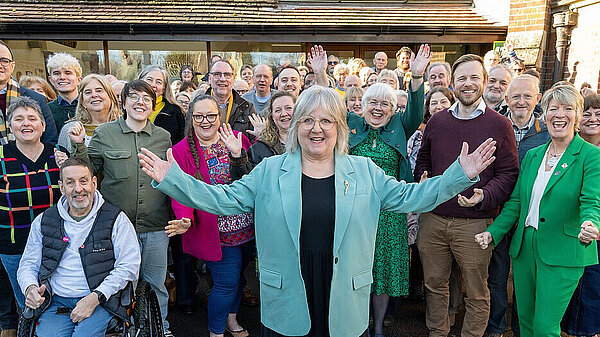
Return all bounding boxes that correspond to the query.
[555,171,561,175]
[351,129,356,134]
[561,163,568,169]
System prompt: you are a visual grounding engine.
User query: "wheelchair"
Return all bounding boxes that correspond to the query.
[17,280,164,337]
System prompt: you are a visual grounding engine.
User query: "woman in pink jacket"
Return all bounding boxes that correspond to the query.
[166,94,254,337]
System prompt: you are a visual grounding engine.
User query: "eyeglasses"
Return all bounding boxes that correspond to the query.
[328,61,339,66]
[210,72,234,79]
[298,116,336,130]
[367,100,392,110]
[127,94,153,105]
[192,114,219,123]
[182,70,193,74]
[0,57,14,67]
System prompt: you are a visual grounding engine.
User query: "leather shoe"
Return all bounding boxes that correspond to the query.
[241,286,258,306]
[225,326,249,337]
[180,303,195,315]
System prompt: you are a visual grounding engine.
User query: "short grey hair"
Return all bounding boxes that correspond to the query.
[7,96,45,126]
[362,83,398,115]
[506,74,539,96]
[541,84,584,131]
[286,85,349,154]
[488,63,514,80]
[396,90,408,101]
[426,62,451,79]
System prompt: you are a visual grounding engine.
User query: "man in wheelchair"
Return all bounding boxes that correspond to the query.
[16,157,141,337]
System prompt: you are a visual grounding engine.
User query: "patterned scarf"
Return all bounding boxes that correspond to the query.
[0,79,20,145]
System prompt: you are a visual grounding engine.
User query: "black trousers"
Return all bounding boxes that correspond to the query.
[0,262,17,330]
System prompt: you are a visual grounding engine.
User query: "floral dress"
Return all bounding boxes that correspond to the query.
[350,128,409,296]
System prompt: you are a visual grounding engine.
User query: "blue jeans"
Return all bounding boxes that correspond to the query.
[0,262,17,329]
[0,254,25,308]
[137,231,170,330]
[204,241,254,334]
[487,232,520,336]
[36,295,113,337]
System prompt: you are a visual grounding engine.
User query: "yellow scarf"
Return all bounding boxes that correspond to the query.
[149,95,165,123]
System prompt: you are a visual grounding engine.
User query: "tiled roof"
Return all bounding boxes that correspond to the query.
[0,0,504,32]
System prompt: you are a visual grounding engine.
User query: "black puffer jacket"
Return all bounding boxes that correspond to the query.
[154,100,185,144]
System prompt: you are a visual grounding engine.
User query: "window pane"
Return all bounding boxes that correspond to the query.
[210,42,306,79]
[6,40,104,80]
[107,41,208,82]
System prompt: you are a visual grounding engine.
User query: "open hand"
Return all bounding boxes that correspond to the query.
[246,114,265,138]
[308,45,327,74]
[458,188,484,207]
[410,44,432,77]
[54,148,68,168]
[71,292,100,323]
[138,148,174,183]
[25,284,46,309]
[219,123,243,157]
[68,121,86,144]
[165,217,191,237]
[475,231,493,249]
[579,220,599,244]
[458,138,496,180]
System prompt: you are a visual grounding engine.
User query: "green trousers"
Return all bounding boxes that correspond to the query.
[512,227,584,337]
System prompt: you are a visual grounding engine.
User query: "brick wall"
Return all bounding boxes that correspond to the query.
[507,0,552,73]
[563,2,600,92]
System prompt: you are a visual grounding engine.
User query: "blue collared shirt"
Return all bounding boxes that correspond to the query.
[448,99,487,120]
[0,87,7,94]
[56,95,78,106]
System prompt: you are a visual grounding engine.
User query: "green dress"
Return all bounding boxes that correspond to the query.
[350,128,409,296]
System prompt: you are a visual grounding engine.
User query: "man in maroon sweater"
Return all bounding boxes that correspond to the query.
[414,54,519,337]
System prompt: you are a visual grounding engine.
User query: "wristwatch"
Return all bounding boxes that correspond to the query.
[93,289,107,304]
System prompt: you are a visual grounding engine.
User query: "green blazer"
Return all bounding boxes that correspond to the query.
[347,82,424,182]
[488,134,600,267]
[154,150,476,336]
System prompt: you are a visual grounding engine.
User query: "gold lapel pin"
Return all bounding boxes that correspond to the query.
[344,180,349,196]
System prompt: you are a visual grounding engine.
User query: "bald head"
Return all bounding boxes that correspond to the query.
[253,64,274,97]
[344,75,362,89]
[506,74,542,127]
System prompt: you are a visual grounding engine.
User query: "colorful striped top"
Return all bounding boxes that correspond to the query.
[0,142,62,255]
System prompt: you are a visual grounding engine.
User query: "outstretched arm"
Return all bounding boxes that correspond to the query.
[139,148,259,215]
[377,139,496,213]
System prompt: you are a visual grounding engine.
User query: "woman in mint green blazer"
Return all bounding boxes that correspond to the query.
[140,86,496,337]
[476,85,600,337]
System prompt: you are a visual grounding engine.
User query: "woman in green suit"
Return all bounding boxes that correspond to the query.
[476,84,600,337]
[140,85,497,337]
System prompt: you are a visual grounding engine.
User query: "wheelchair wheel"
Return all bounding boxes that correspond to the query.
[134,280,164,337]
[17,313,34,337]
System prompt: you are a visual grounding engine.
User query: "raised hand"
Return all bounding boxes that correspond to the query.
[68,121,86,144]
[579,220,599,244]
[247,114,265,138]
[25,284,46,309]
[475,231,493,249]
[409,44,432,77]
[458,138,496,180]
[308,45,327,74]
[54,148,68,168]
[165,217,191,237]
[138,148,174,183]
[458,188,484,207]
[218,123,243,157]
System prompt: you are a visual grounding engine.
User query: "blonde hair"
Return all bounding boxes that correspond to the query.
[138,65,177,105]
[344,86,365,107]
[347,58,367,75]
[541,84,584,131]
[46,52,82,77]
[333,63,349,78]
[286,86,349,154]
[19,75,57,101]
[75,74,121,124]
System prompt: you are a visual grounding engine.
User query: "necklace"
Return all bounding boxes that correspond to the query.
[547,145,565,168]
